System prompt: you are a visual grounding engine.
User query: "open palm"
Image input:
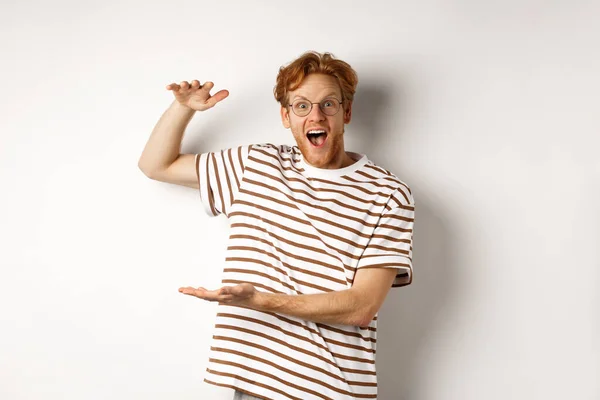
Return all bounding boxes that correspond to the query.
[166,80,229,111]
[179,282,256,304]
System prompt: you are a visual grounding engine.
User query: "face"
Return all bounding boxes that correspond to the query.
[280,73,353,169]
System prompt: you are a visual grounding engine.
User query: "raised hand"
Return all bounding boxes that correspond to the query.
[166,80,229,111]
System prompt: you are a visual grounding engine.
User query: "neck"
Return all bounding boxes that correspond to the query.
[305,151,355,169]
[340,152,356,168]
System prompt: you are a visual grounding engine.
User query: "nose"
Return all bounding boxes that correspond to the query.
[307,103,326,122]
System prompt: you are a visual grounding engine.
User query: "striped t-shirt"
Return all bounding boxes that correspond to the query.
[194,143,415,400]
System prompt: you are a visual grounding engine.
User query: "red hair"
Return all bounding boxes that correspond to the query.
[274,51,358,107]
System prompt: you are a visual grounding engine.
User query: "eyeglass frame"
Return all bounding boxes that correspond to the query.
[287,97,345,117]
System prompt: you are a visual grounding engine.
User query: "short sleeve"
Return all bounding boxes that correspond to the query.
[195,145,251,217]
[356,189,415,287]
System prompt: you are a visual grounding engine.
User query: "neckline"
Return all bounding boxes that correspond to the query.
[297,151,368,179]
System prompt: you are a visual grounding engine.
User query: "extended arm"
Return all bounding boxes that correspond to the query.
[179,267,397,328]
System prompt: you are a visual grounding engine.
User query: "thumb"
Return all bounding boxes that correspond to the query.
[228,284,247,296]
[219,286,230,295]
[205,90,230,107]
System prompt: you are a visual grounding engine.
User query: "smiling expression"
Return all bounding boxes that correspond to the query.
[280,73,354,169]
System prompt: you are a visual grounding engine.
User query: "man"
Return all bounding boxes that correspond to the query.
[138,51,415,400]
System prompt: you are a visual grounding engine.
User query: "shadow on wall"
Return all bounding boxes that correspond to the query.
[349,80,393,157]
[378,196,457,400]
[352,81,460,400]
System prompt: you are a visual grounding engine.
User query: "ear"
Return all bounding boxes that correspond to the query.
[280,105,291,129]
[343,101,352,124]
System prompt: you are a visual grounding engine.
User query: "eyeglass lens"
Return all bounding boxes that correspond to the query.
[291,98,341,117]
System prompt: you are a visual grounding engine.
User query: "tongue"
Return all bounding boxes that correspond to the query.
[309,134,326,146]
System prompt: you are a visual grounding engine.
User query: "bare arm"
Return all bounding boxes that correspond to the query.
[179,267,398,328]
[138,100,197,187]
[138,80,229,188]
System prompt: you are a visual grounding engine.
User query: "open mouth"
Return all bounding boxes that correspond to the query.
[306,129,328,147]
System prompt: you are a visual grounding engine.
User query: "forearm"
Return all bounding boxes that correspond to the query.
[138,100,196,174]
[180,270,397,326]
[251,289,374,328]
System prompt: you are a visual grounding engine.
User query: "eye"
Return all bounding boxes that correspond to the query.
[322,99,334,108]
[294,101,310,109]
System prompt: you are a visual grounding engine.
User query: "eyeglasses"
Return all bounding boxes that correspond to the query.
[288,97,343,117]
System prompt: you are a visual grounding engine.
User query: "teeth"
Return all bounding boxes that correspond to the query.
[307,130,326,134]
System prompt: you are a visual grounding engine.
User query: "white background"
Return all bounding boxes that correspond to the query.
[1,0,598,399]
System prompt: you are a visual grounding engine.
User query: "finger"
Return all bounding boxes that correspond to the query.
[179,286,208,296]
[201,287,223,297]
[178,285,205,291]
[201,289,226,301]
[218,295,234,303]
[212,90,230,103]
[205,90,230,107]
[180,81,190,90]
[178,286,202,295]
[201,81,215,91]
[190,80,201,90]
[166,83,180,91]
[184,286,224,300]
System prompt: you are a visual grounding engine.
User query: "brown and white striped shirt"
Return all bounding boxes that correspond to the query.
[195,144,414,400]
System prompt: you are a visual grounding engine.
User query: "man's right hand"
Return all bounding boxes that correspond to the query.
[166,80,229,111]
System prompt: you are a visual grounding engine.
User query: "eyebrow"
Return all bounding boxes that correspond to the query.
[292,92,340,101]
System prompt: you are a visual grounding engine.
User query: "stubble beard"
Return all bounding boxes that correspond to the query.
[294,127,346,169]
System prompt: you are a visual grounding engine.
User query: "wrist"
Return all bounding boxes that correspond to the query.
[251,291,273,311]
[251,291,266,310]
[171,99,196,115]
